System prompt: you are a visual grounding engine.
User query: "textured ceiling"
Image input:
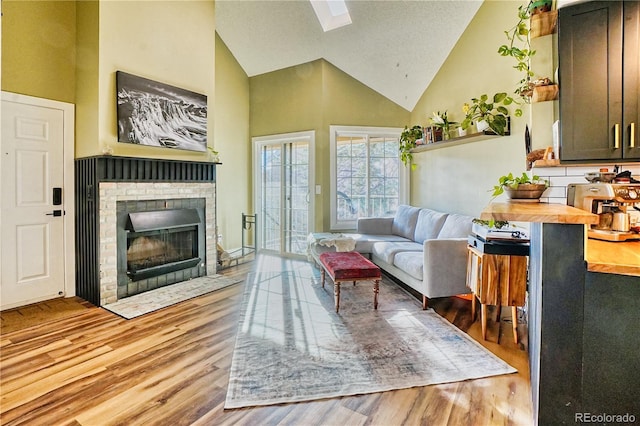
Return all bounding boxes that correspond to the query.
[215,0,483,111]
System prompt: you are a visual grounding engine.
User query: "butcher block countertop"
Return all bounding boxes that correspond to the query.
[481,202,639,277]
[480,202,599,224]
[586,239,640,277]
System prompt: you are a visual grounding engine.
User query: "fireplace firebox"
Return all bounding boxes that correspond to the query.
[126,209,202,281]
[116,199,207,299]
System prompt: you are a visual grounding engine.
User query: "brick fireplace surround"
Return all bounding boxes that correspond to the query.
[99,182,216,305]
[75,156,218,307]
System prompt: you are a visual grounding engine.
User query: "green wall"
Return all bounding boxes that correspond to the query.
[250,59,410,232]
[410,1,530,216]
[215,34,251,250]
[1,0,76,103]
[83,0,216,160]
[75,0,99,159]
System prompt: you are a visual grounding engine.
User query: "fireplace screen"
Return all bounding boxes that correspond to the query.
[125,209,202,281]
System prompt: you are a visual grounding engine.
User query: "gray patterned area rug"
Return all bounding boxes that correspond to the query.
[102,275,242,319]
[224,271,516,409]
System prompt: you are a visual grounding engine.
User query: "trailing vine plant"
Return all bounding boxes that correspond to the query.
[497,1,535,117]
[399,125,423,170]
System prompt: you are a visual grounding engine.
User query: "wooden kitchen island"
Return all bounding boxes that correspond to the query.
[481,202,640,425]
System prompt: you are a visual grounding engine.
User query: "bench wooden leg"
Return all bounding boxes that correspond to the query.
[334,281,341,313]
[373,280,379,309]
[321,269,325,288]
[512,306,518,344]
[422,295,428,310]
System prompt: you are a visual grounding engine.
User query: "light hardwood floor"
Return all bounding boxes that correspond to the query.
[0,254,533,425]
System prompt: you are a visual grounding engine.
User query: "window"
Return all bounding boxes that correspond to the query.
[309,0,352,32]
[330,126,408,230]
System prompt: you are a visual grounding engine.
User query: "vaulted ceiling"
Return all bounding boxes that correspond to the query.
[215,0,483,111]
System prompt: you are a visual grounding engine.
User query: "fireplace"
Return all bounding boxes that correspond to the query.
[117,204,206,298]
[75,156,217,306]
[126,209,201,281]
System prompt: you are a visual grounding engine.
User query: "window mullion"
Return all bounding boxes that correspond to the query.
[365,135,371,217]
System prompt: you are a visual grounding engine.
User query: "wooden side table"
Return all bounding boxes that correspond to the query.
[466,246,528,344]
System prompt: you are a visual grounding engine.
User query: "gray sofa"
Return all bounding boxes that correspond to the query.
[346,205,474,309]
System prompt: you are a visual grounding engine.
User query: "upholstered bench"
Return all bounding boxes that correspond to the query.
[318,251,381,313]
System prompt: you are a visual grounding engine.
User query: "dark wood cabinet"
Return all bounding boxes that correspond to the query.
[559,1,640,162]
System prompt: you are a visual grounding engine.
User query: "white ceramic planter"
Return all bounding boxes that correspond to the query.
[476,120,490,132]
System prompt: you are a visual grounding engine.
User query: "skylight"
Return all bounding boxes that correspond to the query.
[310,0,352,32]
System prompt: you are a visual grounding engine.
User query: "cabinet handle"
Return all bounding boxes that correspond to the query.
[614,123,620,149]
[631,123,636,149]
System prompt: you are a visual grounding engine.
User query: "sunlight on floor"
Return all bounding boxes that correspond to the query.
[242,269,340,357]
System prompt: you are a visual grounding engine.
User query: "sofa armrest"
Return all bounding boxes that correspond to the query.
[357,217,394,234]
[422,238,471,297]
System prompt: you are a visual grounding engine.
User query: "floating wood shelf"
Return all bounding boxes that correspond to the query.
[530,10,558,39]
[411,130,509,153]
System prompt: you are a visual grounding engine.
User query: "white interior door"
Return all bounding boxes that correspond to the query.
[1,97,68,308]
[253,131,315,257]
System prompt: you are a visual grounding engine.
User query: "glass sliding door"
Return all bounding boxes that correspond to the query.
[254,131,314,257]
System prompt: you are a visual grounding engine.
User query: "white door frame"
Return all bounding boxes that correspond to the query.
[252,130,316,256]
[1,91,76,309]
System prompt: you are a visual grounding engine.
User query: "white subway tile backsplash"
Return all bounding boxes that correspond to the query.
[533,167,568,176]
[549,176,586,187]
[545,186,567,199]
[533,162,640,205]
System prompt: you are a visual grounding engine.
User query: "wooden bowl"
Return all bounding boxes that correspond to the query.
[505,183,547,200]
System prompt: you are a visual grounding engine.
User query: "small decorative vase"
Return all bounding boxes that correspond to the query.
[458,128,468,137]
[476,120,490,132]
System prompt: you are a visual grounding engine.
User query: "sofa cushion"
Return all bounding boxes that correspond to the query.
[371,241,423,265]
[356,217,394,235]
[391,205,421,240]
[393,251,423,281]
[414,209,448,244]
[437,213,474,239]
[350,233,412,254]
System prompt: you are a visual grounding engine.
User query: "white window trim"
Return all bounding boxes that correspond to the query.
[329,125,407,231]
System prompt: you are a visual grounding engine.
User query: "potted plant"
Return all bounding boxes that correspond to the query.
[492,172,548,200]
[528,0,552,15]
[429,111,458,140]
[399,125,423,168]
[461,93,513,136]
[207,146,220,162]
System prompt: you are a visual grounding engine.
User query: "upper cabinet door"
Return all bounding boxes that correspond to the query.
[559,1,623,161]
[623,1,640,160]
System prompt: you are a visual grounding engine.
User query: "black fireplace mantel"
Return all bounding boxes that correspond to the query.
[79,155,219,183]
[75,156,218,306]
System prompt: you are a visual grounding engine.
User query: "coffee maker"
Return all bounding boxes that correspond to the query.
[567,183,640,241]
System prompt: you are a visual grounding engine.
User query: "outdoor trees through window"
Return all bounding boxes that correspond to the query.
[330,126,406,230]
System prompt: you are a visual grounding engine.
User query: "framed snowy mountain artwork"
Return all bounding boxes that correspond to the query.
[116,71,207,152]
